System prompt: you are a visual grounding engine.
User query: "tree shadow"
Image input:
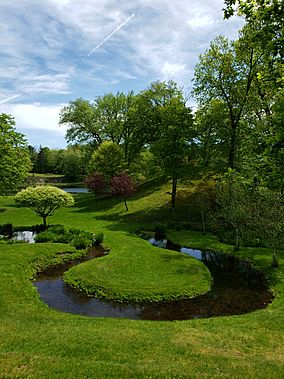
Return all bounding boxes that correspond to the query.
[71,178,167,215]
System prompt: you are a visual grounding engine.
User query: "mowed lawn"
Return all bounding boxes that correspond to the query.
[0,183,283,378]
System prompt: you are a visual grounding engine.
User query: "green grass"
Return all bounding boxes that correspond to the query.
[64,232,211,302]
[0,182,283,378]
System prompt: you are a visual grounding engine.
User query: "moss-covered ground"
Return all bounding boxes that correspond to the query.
[0,181,283,378]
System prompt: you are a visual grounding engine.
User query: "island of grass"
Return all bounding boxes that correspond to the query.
[63,233,212,302]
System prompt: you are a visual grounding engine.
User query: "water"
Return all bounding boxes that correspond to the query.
[33,237,273,320]
[63,188,90,193]
[13,231,36,243]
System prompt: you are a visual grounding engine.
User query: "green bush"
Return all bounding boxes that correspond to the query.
[93,232,104,246]
[35,225,96,250]
[154,223,167,240]
[71,236,90,250]
[0,223,13,238]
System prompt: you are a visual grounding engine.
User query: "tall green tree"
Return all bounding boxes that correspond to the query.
[223,0,284,62]
[59,92,142,168]
[89,141,124,181]
[134,81,194,209]
[0,114,31,194]
[193,35,264,170]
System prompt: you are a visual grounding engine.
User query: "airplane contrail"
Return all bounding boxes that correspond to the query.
[87,13,135,56]
[0,13,135,105]
[0,93,22,105]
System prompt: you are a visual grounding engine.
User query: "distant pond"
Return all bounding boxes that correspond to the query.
[63,188,90,193]
[32,237,274,321]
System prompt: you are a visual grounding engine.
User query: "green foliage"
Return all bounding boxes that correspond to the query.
[154,223,167,240]
[223,0,284,62]
[193,35,263,170]
[0,223,13,238]
[59,98,102,146]
[271,252,279,268]
[89,141,124,180]
[15,186,74,226]
[34,225,101,250]
[93,232,104,246]
[0,113,31,194]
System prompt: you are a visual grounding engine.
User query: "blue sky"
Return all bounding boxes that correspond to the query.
[0,0,243,148]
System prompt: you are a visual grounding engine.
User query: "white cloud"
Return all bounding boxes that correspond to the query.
[0,0,244,146]
[0,103,67,133]
[162,62,186,76]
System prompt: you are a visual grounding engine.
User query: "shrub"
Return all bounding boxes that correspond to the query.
[93,232,104,246]
[0,223,13,238]
[71,236,90,250]
[154,223,167,241]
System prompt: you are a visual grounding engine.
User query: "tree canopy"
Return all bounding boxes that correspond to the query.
[15,186,74,226]
[0,114,31,195]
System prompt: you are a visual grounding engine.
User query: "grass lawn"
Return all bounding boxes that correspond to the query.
[0,181,283,378]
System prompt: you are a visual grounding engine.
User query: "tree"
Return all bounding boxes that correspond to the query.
[34,146,52,173]
[223,0,284,62]
[215,170,252,250]
[59,98,102,146]
[193,35,264,170]
[15,186,74,226]
[84,172,105,202]
[0,114,31,195]
[111,172,136,211]
[188,180,216,235]
[59,147,87,179]
[89,141,124,180]
[133,81,195,209]
[151,98,194,209]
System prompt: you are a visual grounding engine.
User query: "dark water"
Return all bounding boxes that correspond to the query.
[33,240,273,321]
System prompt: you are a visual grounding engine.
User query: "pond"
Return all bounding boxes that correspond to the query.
[63,188,90,193]
[13,231,36,243]
[33,237,273,321]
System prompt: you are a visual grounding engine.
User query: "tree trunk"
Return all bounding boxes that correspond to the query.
[234,227,240,251]
[42,215,47,227]
[228,124,237,169]
[201,212,206,235]
[171,174,178,210]
[124,197,128,212]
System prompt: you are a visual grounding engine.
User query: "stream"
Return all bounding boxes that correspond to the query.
[33,237,273,321]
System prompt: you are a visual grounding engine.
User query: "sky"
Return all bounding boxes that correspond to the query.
[0,0,244,148]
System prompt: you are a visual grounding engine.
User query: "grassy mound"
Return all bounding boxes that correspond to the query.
[0,181,283,378]
[63,232,212,302]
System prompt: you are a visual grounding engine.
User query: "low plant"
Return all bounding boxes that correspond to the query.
[92,232,104,246]
[154,223,167,241]
[35,225,97,249]
[0,223,13,238]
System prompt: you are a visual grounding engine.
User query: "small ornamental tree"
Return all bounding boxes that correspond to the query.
[84,172,105,202]
[111,172,135,211]
[15,186,74,226]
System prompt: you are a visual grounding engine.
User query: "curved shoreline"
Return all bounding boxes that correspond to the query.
[33,239,274,320]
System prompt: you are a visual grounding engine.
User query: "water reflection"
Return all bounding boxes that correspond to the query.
[13,231,36,243]
[33,239,273,321]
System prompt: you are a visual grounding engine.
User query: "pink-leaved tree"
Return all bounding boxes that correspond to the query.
[111,172,136,211]
[84,172,105,202]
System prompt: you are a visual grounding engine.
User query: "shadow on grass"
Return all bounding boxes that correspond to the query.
[71,178,167,215]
